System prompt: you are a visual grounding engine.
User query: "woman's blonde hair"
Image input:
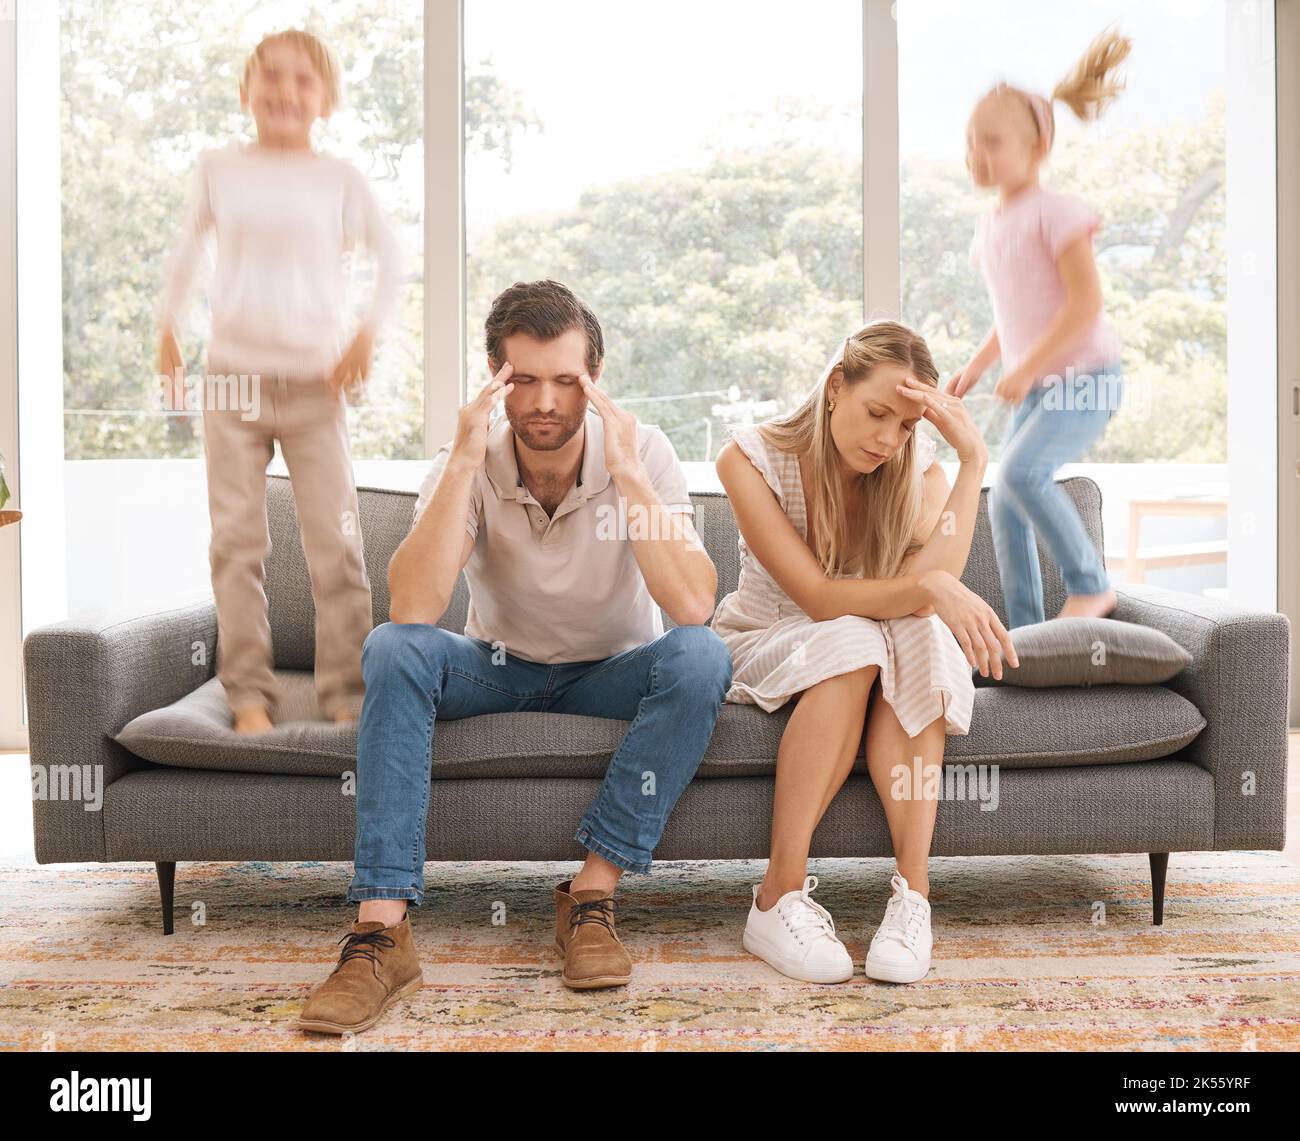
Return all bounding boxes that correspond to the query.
[989,26,1132,154]
[747,319,939,581]
[242,29,345,117]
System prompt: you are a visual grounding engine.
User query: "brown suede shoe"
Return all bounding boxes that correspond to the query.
[295,911,423,1034]
[554,880,633,989]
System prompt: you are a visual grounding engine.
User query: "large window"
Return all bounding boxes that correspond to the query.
[16,0,1278,634]
[462,0,864,462]
[58,0,425,461]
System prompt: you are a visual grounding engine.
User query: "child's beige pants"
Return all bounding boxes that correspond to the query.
[200,363,372,721]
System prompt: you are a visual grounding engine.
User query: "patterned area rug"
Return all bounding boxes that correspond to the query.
[2,853,1298,1051]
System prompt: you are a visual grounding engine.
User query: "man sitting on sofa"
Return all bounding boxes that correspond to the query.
[296,279,734,1034]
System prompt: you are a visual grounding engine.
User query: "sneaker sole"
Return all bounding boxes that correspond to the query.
[863,955,930,984]
[742,929,854,984]
[294,971,424,1035]
[554,939,631,989]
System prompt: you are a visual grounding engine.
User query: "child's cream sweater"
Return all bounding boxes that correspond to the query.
[159,140,403,379]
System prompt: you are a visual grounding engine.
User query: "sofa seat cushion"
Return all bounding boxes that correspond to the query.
[114,670,1206,779]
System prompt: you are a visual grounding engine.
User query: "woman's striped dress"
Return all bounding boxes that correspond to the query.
[710,424,975,738]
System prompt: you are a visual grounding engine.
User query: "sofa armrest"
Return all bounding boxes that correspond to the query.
[22,599,218,862]
[1113,583,1290,850]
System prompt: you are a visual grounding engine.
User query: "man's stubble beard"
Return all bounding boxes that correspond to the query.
[506,400,587,452]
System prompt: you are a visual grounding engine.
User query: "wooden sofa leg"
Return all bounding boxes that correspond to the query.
[1148,852,1169,925]
[156,861,176,936]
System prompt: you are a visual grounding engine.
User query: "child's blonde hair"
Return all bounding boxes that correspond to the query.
[988,26,1132,154]
[241,29,345,117]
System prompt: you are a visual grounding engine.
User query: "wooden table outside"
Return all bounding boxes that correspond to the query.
[1105,485,1228,585]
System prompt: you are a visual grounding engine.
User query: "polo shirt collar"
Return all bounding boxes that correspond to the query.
[484,407,613,502]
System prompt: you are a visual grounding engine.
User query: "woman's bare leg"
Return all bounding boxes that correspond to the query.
[756,665,879,909]
[863,696,947,898]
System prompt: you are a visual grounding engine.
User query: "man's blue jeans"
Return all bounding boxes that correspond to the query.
[346,622,734,906]
[990,362,1124,629]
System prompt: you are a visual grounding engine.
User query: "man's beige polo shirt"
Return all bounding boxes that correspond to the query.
[411,407,696,664]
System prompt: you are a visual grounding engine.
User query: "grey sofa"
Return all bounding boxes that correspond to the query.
[24,473,1290,934]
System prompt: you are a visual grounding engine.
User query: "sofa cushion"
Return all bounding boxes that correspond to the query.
[114,669,1205,780]
[975,616,1193,687]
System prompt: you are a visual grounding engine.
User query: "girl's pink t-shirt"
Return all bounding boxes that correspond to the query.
[969,183,1121,382]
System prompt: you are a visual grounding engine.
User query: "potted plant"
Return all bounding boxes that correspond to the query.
[0,448,20,528]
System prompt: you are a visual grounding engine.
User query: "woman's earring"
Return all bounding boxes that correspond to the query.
[827,400,836,413]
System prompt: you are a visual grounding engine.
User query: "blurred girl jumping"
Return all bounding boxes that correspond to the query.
[949,27,1132,628]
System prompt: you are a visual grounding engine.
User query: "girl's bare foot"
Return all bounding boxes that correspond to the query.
[1055,587,1118,621]
[232,703,274,734]
[333,708,359,725]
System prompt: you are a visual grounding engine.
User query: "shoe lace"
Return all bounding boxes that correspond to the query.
[778,876,840,947]
[878,875,927,951]
[333,929,396,972]
[569,897,617,935]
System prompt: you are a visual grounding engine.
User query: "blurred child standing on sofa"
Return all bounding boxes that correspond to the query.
[156,28,403,733]
[948,27,1131,629]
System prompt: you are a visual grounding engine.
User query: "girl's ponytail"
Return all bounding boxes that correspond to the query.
[1051,26,1133,124]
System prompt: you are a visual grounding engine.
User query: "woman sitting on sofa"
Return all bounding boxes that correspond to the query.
[712,318,1017,985]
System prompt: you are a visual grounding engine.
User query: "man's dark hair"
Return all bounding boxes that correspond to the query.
[485,279,604,375]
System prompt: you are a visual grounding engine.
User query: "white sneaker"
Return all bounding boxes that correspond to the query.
[742,875,854,983]
[864,872,932,984]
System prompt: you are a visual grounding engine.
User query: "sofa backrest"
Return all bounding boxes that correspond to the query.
[264,473,1105,671]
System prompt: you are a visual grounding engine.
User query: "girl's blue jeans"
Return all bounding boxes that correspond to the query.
[346,621,733,906]
[990,362,1124,629]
